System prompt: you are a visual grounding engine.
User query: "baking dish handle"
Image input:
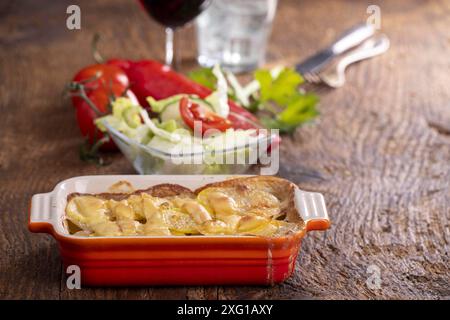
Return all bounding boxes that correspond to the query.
[294,188,330,232]
[28,192,55,234]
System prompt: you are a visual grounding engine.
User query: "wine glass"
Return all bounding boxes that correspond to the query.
[138,0,211,67]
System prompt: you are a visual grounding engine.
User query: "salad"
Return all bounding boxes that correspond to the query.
[68,38,318,167]
[95,65,267,159]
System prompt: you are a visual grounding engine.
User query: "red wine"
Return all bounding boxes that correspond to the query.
[139,0,209,29]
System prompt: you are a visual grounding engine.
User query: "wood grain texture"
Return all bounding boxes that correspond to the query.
[0,0,449,299]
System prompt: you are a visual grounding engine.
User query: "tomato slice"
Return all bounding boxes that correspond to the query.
[179,97,232,134]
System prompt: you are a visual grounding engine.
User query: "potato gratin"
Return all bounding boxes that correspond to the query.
[65,176,304,237]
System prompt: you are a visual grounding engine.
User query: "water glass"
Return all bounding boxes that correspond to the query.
[195,0,278,73]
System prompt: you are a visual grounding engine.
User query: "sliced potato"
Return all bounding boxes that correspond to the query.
[199,220,230,235]
[165,210,199,235]
[237,215,278,236]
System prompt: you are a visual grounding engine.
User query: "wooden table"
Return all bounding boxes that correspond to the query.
[1,0,449,300]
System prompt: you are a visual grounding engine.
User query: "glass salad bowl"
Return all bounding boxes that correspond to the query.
[104,114,278,175]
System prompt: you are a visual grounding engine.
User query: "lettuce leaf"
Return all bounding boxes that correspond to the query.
[146,94,186,113]
[207,65,229,118]
[188,68,216,90]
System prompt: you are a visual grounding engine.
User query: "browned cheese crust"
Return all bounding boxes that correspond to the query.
[67,183,196,202]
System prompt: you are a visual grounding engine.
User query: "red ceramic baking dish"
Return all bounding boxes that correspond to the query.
[29,175,330,286]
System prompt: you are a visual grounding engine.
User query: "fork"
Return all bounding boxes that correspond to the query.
[303,34,390,88]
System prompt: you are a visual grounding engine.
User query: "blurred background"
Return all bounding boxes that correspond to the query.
[1,0,414,72]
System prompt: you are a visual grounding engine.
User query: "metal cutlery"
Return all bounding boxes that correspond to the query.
[296,23,376,76]
[303,34,390,88]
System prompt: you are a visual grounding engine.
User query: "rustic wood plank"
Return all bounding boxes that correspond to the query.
[220,0,450,300]
[0,0,448,299]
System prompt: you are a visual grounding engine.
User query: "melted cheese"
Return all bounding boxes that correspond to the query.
[197,187,282,218]
[65,186,298,237]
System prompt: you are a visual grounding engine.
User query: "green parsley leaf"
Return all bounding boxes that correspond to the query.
[259,91,319,134]
[254,68,304,105]
[278,93,319,125]
[260,117,298,134]
[79,134,111,166]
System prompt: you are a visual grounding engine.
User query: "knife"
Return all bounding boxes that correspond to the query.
[296,23,376,75]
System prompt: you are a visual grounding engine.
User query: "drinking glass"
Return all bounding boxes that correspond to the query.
[138,0,211,67]
[196,0,278,73]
